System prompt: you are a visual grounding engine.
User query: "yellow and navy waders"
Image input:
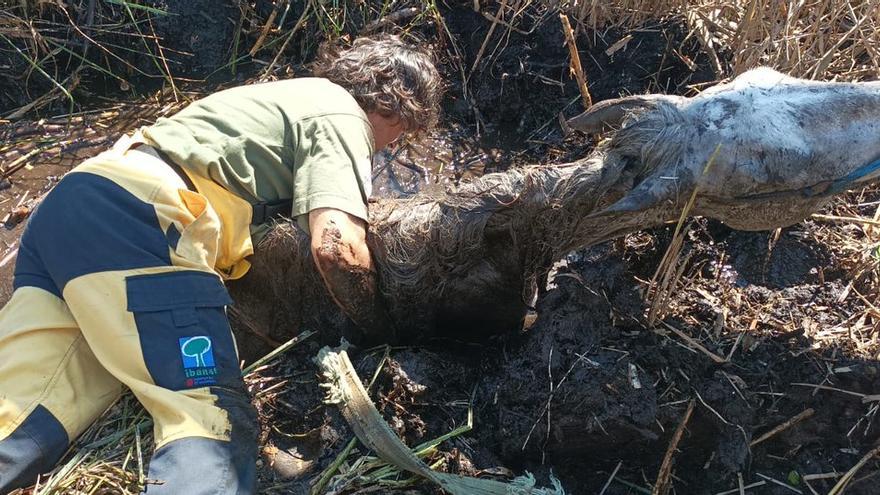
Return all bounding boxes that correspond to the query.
[0,134,258,494]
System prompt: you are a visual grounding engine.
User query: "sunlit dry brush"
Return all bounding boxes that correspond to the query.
[563,1,880,82]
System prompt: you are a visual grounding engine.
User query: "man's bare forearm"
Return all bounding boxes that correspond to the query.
[309,209,395,341]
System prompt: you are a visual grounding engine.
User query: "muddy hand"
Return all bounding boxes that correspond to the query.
[569,67,880,231]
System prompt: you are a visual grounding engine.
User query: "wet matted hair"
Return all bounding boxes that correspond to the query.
[311,34,442,135]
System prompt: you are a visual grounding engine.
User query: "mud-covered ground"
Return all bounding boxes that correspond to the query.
[259,221,880,494]
[246,11,879,495]
[1,3,878,494]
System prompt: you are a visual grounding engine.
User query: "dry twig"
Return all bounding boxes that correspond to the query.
[750,408,815,447]
[652,399,695,495]
[559,13,592,109]
[828,444,880,495]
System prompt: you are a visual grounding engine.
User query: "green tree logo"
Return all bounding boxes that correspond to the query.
[181,336,212,367]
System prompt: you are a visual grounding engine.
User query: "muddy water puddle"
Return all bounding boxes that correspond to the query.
[372,124,503,198]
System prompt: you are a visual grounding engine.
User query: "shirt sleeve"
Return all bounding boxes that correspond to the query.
[291,113,374,234]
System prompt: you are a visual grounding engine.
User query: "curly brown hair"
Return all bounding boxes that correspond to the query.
[311,34,442,135]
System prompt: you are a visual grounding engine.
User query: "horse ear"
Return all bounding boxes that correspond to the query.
[567,95,669,133]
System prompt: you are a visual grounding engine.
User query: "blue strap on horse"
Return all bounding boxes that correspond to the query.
[737,156,880,201]
[818,157,880,197]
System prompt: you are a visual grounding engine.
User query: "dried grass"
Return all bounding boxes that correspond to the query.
[2,1,878,118]
[565,0,880,82]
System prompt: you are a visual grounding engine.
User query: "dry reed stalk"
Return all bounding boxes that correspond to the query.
[828,444,880,495]
[702,0,877,80]
[647,144,722,325]
[652,399,695,495]
[812,213,880,228]
[749,408,815,447]
[598,461,623,495]
[469,0,510,77]
[559,12,592,108]
[249,1,280,56]
[560,1,879,83]
[714,481,766,495]
[660,321,727,364]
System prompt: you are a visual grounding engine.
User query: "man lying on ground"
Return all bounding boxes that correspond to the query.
[0,34,441,495]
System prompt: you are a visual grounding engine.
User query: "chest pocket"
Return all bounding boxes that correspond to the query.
[126,270,240,391]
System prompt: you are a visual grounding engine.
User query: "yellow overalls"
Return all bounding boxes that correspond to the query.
[0,133,258,495]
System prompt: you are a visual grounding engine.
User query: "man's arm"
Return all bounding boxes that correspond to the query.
[308,207,394,341]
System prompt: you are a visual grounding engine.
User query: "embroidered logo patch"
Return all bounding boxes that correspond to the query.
[179,336,218,387]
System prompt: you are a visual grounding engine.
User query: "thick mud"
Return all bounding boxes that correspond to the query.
[255,222,879,494]
[148,0,241,78]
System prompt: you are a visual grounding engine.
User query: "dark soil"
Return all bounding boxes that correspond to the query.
[524,227,880,494]
[441,9,714,146]
[147,0,241,78]
[255,221,879,494]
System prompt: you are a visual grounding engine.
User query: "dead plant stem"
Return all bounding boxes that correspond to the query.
[560,12,592,108]
[652,399,695,495]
